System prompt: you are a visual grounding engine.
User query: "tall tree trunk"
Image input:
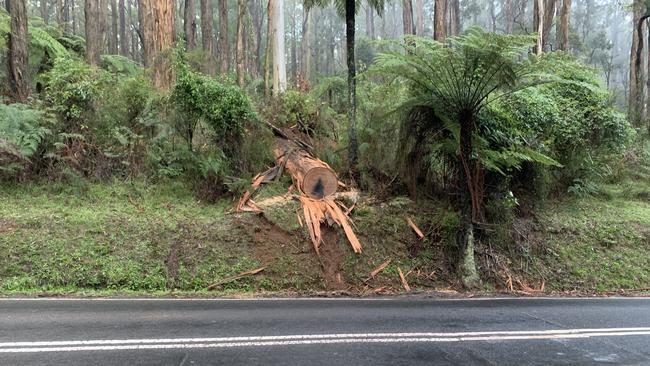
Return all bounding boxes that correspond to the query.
[63,0,71,33]
[632,6,649,126]
[557,0,570,50]
[236,0,246,86]
[414,0,423,35]
[629,0,644,125]
[300,6,311,83]
[271,0,286,95]
[402,0,415,36]
[140,0,175,89]
[57,0,64,25]
[433,0,446,41]
[290,11,297,83]
[542,0,555,50]
[119,0,128,55]
[457,110,480,289]
[184,0,197,50]
[85,0,102,66]
[200,0,215,74]
[109,0,118,53]
[448,0,459,36]
[41,0,49,24]
[488,0,496,32]
[130,0,138,60]
[533,0,544,54]
[345,0,357,171]
[264,0,273,95]
[505,0,513,33]
[250,0,263,78]
[218,0,229,74]
[7,0,29,102]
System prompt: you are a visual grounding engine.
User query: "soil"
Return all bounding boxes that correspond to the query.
[318,226,348,291]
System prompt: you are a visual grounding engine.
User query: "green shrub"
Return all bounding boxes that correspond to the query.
[0,103,53,175]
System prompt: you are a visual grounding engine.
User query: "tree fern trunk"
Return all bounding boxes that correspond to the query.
[7,0,29,102]
[345,0,358,172]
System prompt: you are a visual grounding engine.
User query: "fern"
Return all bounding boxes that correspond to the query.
[0,104,52,171]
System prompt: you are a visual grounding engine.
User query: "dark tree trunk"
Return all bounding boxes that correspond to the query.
[7,0,30,102]
[85,0,102,66]
[119,0,127,55]
[200,0,215,74]
[184,0,197,50]
[218,0,229,74]
[542,0,556,51]
[345,0,358,171]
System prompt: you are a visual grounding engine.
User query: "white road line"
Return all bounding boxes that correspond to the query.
[2,331,650,353]
[2,328,650,352]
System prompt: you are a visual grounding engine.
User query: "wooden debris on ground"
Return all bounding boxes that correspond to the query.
[207,267,266,290]
[398,267,411,292]
[406,217,425,239]
[235,128,362,255]
[369,258,392,278]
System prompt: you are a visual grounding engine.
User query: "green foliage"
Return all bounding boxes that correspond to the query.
[100,55,143,76]
[0,103,53,174]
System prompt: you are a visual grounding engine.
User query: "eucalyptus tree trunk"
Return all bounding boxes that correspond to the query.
[433,0,446,41]
[109,0,118,53]
[345,0,357,171]
[365,4,375,38]
[290,10,297,83]
[200,0,215,74]
[7,0,29,102]
[505,0,513,33]
[557,0,570,50]
[140,0,175,90]
[402,0,415,36]
[85,0,102,66]
[542,0,555,50]
[218,0,229,74]
[264,0,273,95]
[300,6,311,83]
[629,0,646,125]
[449,0,460,36]
[533,0,544,54]
[414,0,423,35]
[272,0,286,95]
[119,0,128,55]
[184,0,197,50]
[236,0,246,86]
[41,0,49,24]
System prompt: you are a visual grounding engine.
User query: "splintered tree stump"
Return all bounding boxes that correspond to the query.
[273,138,338,199]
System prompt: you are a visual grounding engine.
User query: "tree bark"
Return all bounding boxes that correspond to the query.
[448,0,459,36]
[290,11,297,83]
[557,0,570,50]
[41,0,49,24]
[505,0,513,34]
[414,0,423,35]
[533,0,544,54]
[402,0,415,36]
[109,0,118,53]
[236,0,246,86]
[300,6,311,84]
[271,0,286,95]
[264,0,273,95]
[184,0,197,50]
[7,0,29,102]
[200,0,215,74]
[119,0,128,55]
[218,0,229,74]
[345,0,357,171]
[542,0,555,50]
[85,0,102,66]
[433,0,446,41]
[140,0,175,90]
[629,0,647,125]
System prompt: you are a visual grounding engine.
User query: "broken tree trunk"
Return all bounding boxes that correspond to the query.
[272,138,338,199]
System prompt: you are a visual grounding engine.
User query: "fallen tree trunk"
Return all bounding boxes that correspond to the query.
[272,138,338,199]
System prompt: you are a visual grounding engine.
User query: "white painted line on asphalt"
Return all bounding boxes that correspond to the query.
[2,331,650,353]
[2,328,650,353]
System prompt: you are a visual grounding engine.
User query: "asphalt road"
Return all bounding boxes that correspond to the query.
[1,297,649,365]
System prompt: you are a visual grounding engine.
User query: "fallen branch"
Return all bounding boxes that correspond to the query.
[398,267,411,292]
[406,217,425,239]
[369,258,392,278]
[207,267,266,290]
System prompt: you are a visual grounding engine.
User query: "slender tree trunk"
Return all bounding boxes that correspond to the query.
[300,6,311,83]
[236,0,246,86]
[71,0,77,34]
[488,0,496,32]
[290,11,297,83]
[57,0,64,25]
[119,0,128,55]
[402,0,415,36]
[184,0,197,50]
[200,0,215,74]
[505,0,513,33]
[632,9,649,126]
[130,0,138,60]
[646,20,650,124]
[85,0,102,66]
[414,0,423,35]
[433,0,446,41]
[557,0,570,50]
[533,0,544,54]
[457,110,480,288]
[41,0,49,24]
[448,0,459,36]
[629,0,644,125]
[7,0,29,102]
[542,0,555,50]
[345,0,357,171]
[264,0,273,95]
[109,0,118,53]
[250,0,263,77]
[218,0,229,74]
[63,0,71,33]
[271,0,286,95]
